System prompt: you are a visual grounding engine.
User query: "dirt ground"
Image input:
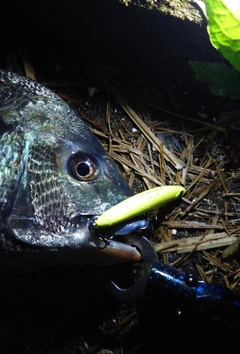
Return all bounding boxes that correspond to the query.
[1,0,240,353]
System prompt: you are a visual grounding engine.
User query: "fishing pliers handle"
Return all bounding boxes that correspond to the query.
[105,237,240,325]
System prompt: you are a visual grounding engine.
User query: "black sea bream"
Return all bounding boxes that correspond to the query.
[0,71,141,268]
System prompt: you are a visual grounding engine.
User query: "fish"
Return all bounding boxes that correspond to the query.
[0,70,142,269]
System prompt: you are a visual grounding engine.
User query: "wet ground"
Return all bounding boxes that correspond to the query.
[1,0,240,353]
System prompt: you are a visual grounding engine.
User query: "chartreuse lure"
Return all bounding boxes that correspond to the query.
[95,185,186,228]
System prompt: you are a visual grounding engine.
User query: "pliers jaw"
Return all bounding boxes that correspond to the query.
[102,237,158,302]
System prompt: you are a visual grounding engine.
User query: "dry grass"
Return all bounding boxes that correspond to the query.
[87,64,240,292]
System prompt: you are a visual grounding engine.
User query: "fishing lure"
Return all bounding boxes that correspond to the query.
[94,185,186,229]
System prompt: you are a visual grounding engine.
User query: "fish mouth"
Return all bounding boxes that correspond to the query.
[90,216,150,263]
[101,235,142,262]
[90,185,186,264]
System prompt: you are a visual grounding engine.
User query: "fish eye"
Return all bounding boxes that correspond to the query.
[68,153,99,181]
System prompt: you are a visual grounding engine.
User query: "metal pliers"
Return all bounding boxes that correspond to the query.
[103,237,240,326]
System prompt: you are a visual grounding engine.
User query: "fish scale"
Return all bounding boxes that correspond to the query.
[0,71,95,141]
[28,143,76,233]
[0,126,25,222]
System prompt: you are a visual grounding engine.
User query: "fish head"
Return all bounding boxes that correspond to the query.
[7,117,143,266]
[0,70,144,266]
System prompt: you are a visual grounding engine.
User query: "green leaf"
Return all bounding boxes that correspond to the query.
[222,237,240,261]
[189,61,240,99]
[204,0,240,72]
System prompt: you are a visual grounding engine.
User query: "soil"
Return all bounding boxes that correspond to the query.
[1,0,240,353]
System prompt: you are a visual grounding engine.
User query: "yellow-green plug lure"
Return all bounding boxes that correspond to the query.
[95,185,186,228]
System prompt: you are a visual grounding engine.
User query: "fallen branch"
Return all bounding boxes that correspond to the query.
[154,232,237,254]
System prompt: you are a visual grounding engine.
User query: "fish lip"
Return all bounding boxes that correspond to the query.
[100,234,143,262]
[90,216,149,262]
